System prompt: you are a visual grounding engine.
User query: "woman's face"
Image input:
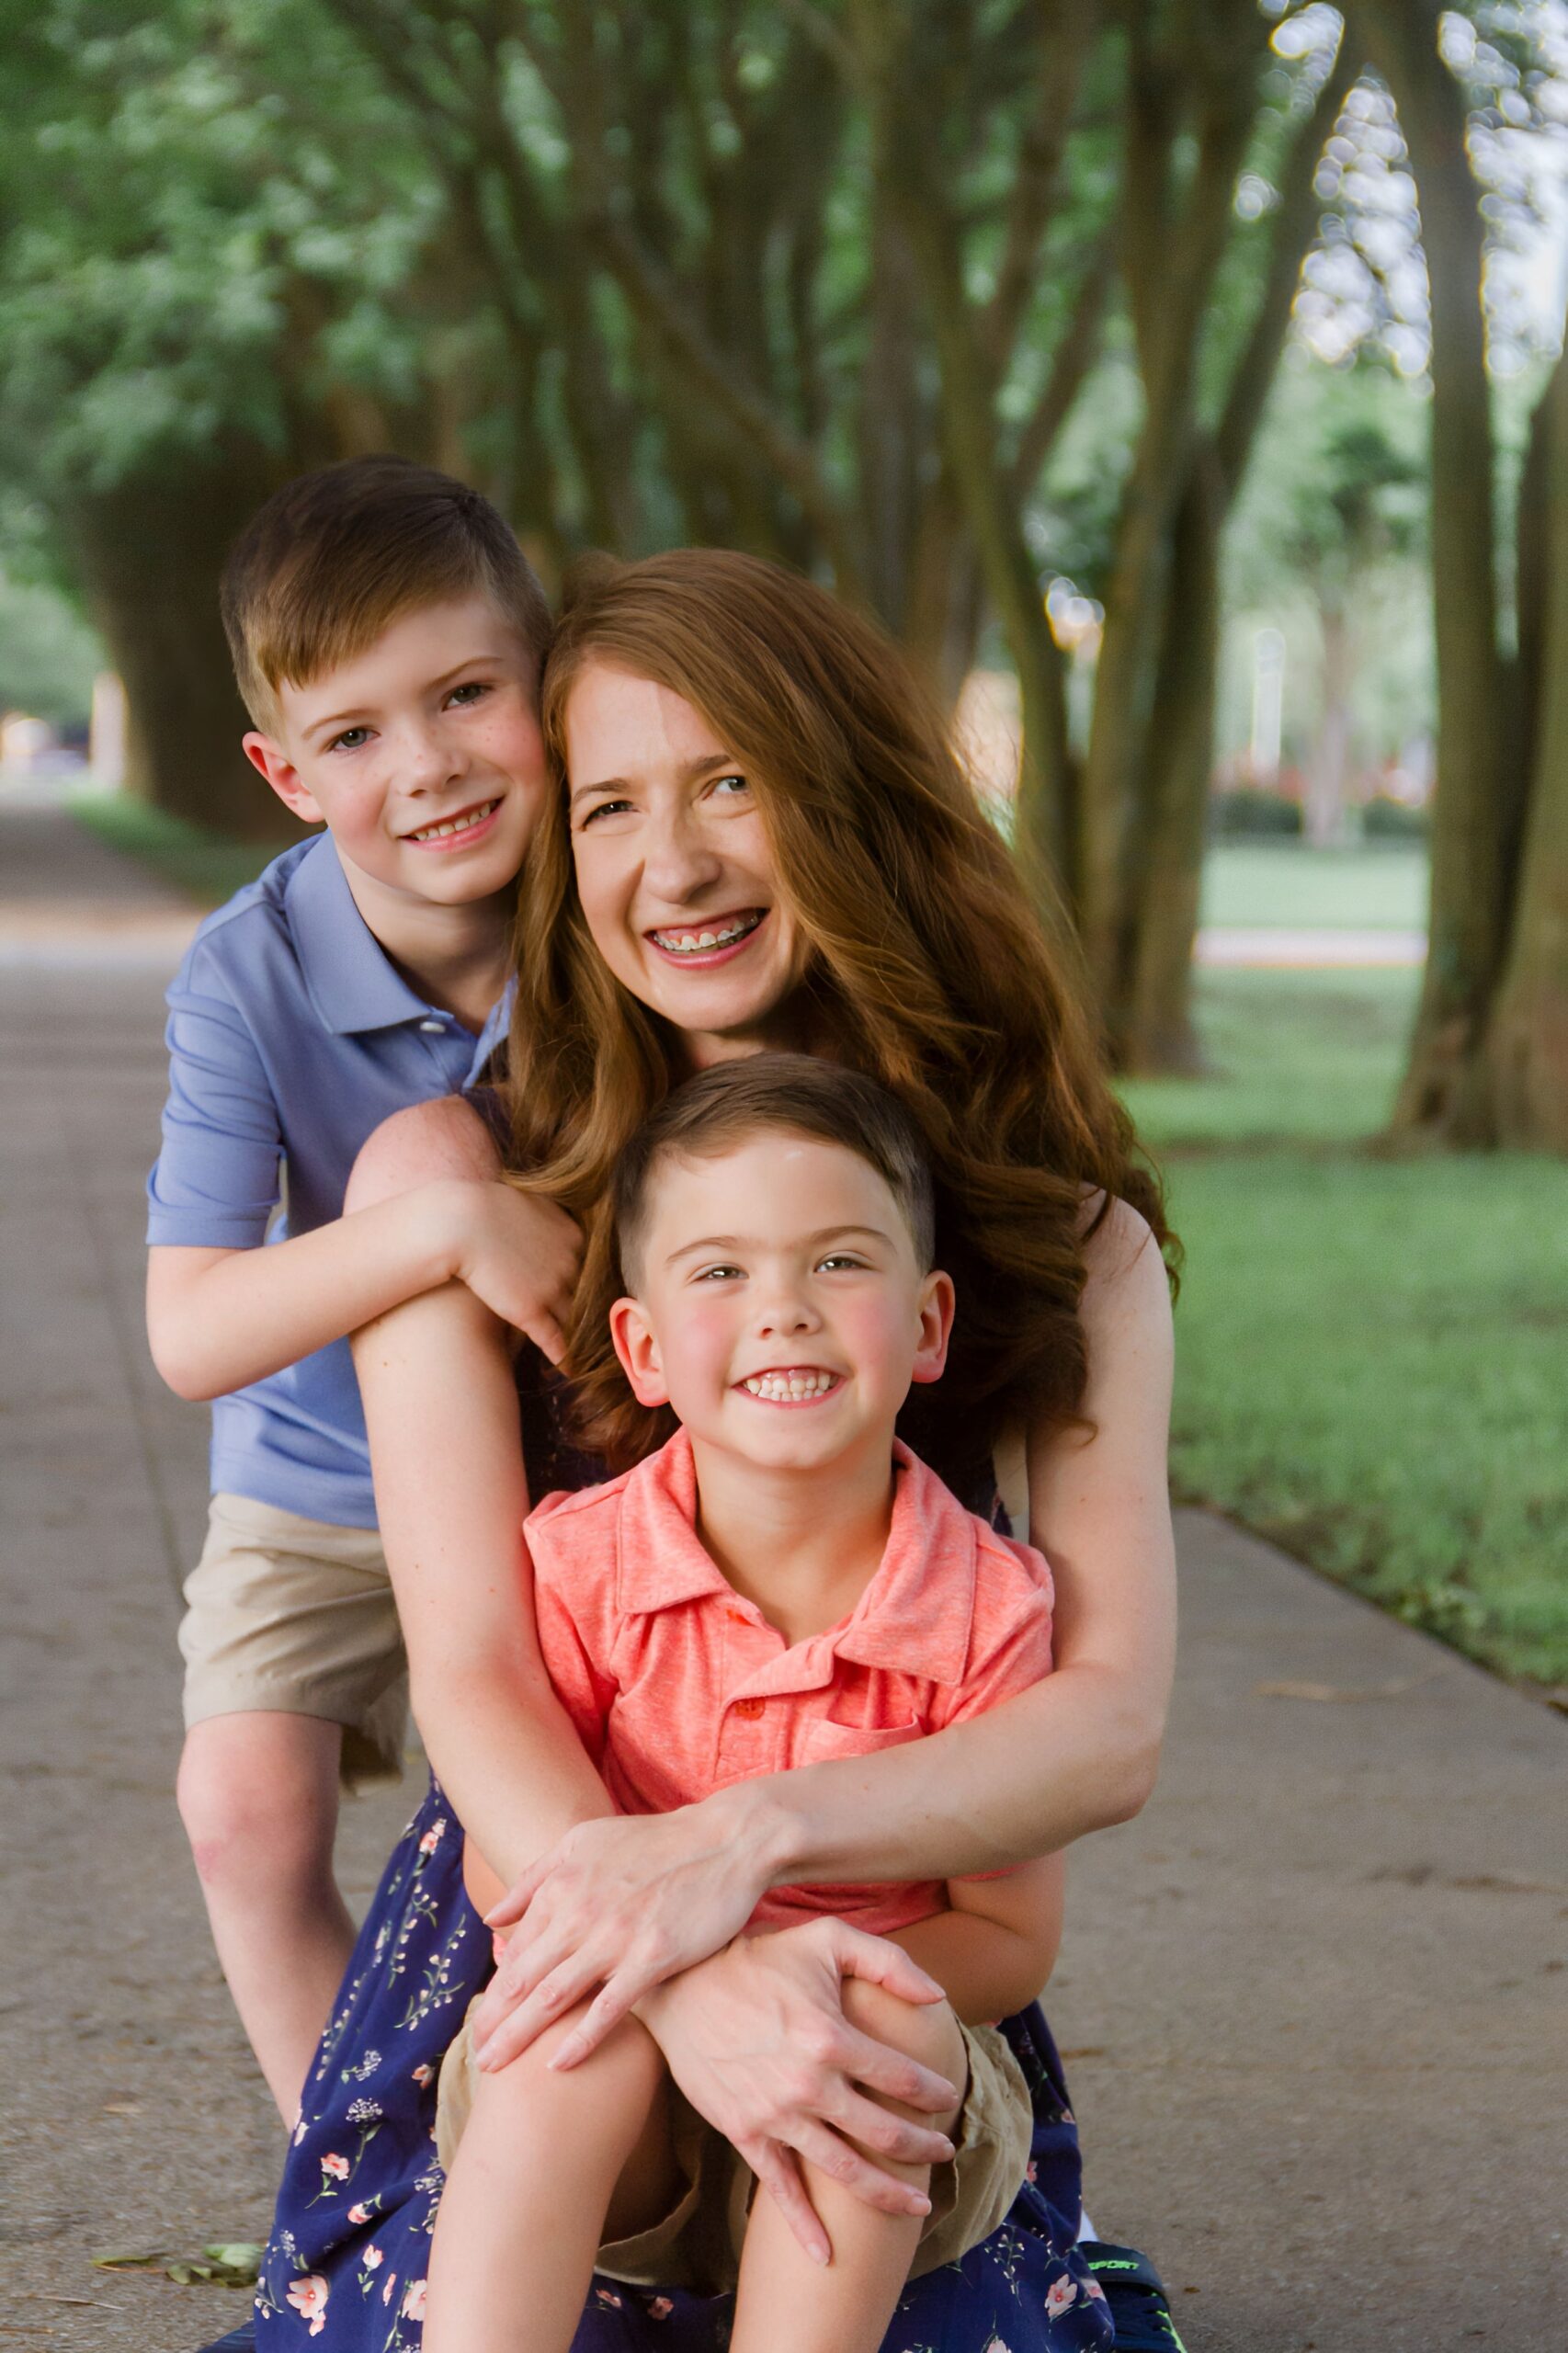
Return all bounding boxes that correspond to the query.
[564,661,806,1064]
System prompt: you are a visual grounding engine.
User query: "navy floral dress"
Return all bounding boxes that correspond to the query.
[256,1388,1115,2351]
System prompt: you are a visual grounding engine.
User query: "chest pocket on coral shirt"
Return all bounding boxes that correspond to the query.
[800,1714,926,1764]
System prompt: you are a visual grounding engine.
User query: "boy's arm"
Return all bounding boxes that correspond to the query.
[145,960,578,1398]
[147,1177,578,1398]
[888,1856,1064,2026]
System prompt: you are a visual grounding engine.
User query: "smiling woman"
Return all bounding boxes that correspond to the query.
[562,663,806,1056]
[256,545,1179,2351]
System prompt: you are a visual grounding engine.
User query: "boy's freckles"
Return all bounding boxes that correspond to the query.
[257,596,549,909]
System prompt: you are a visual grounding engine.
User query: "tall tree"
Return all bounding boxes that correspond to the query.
[1348,0,1567,1149]
[0,0,503,831]
[1108,6,1358,1067]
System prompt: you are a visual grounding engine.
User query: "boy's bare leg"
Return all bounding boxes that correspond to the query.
[730,1980,968,2353]
[176,1711,353,2118]
[424,2007,677,2353]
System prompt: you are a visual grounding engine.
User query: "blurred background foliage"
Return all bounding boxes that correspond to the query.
[3,0,1564,1680]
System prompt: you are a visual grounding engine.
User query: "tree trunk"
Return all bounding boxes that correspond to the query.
[1358,1,1511,1142]
[65,440,294,840]
[1102,26,1356,1067]
[1481,348,1568,1147]
[1304,593,1354,848]
[1114,447,1224,1073]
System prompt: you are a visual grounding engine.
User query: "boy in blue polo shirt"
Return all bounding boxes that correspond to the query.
[145,457,576,2116]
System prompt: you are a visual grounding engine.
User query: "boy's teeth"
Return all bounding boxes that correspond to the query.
[410,799,497,842]
[742,1370,837,1401]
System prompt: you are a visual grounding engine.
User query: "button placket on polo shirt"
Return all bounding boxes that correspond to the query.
[716,1599,787,1779]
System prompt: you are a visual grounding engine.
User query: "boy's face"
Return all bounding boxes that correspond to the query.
[244,595,547,910]
[610,1131,952,1476]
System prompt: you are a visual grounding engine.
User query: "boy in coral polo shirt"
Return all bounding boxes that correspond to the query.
[427,1055,1082,2353]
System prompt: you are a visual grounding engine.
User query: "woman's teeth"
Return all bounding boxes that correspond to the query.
[742,1370,838,1402]
[652,913,761,954]
[408,799,498,842]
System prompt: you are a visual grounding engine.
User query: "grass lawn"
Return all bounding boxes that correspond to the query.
[1124,967,1568,1690]
[1200,841,1428,931]
[71,790,298,904]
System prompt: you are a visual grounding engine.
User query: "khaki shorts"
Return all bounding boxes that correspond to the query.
[436,1999,1032,2293]
[180,1493,408,1787]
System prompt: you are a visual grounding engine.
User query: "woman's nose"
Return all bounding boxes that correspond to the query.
[642,804,724,900]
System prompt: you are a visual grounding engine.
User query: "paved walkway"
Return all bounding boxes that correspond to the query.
[2,810,1562,2352]
[1194,925,1426,969]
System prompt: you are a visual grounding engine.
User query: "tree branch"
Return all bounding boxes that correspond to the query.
[1216,32,1358,492]
[981,0,1103,371]
[1007,233,1112,497]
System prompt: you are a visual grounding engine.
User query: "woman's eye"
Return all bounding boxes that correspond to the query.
[328,727,371,754]
[708,773,750,801]
[576,796,635,827]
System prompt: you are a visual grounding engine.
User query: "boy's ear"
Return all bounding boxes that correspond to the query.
[909,1269,956,1388]
[608,1296,670,1408]
[243,731,325,828]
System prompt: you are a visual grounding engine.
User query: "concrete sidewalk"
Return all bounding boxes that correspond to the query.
[2,810,1562,2352]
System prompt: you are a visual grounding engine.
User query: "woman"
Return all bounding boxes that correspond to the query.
[254,552,1177,2351]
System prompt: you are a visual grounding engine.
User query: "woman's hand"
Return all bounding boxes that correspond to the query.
[638,1924,960,2265]
[469,1795,781,2072]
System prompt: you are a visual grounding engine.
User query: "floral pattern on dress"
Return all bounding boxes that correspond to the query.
[254,1772,1110,2351]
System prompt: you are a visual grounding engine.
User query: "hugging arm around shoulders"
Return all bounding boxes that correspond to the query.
[351,1108,1171,2246]
[355,1101,1176,2039]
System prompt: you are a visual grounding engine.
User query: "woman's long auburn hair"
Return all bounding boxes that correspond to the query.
[505,548,1175,1487]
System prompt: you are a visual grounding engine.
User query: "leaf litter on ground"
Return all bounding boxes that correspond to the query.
[92,2238,263,2288]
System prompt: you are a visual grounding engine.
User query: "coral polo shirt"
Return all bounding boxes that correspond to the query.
[527,1429,1055,1937]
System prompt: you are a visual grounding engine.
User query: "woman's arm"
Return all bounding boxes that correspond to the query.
[761,1196,1176,1873]
[481,1199,1174,2041]
[344,1099,608,1885]
[351,1101,962,2257]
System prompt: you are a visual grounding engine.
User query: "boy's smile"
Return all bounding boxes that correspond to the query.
[611,1133,952,1481]
[244,595,548,922]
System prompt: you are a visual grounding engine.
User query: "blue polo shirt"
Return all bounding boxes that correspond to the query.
[146,835,510,1528]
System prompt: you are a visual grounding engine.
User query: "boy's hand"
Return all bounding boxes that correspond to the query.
[441,1181,581,1365]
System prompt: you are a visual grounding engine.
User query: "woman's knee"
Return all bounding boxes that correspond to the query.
[344,1095,501,1215]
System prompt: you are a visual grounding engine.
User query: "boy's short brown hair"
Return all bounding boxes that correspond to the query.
[222,455,552,731]
[613,1053,937,1291]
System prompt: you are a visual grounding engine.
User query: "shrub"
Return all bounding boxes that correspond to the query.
[1209,788,1303,841]
[1361,795,1428,841]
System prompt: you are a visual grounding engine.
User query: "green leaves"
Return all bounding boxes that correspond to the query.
[91,2238,264,2288]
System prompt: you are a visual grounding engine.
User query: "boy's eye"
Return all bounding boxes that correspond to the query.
[447,681,490,709]
[816,1253,869,1272]
[691,1261,744,1283]
[328,726,371,754]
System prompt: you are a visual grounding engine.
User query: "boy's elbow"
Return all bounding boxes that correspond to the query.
[146,1322,218,1403]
